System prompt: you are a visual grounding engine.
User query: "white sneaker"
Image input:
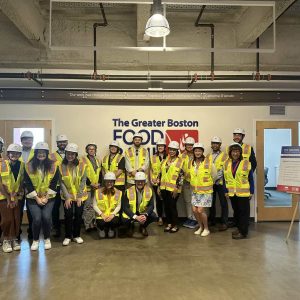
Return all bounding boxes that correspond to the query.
[31,240,39,251]
[62,238,71,246]
[201,229,210,237]
[73,237,84,244]
[2,240,13,253]
[44,239,52,250]
[194,227,203,235]
[12,239,21,251]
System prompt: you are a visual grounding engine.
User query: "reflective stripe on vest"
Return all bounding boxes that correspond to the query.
[150,155,161,184]
[19,149,34,163]
[160,156,183,192]
[125,147,148,181]
[81,156,101,186]
[102,154,125,186]
[49,152,63,165]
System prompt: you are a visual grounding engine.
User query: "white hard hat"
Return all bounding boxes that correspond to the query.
[7,144,22,153]
[133,133,143,140]
[0,137,4,144]
[35,142,49,151]
[135,172,146,181]
[156,138,166,145]
[229,142,242,150]
[211,136,222,143]
[65,143,79,153]
[168,141,179,150]
[86,142,97,148]
[109,140,120,147]
[193,143,205,150]
[233,128,245,135]
[21,131,34,139]
[56,134,68,142]
[104,172,116,181]
[184,137,195,145]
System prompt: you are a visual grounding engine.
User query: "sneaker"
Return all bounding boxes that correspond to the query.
[12,239,21,251]
[2,240,13,253]
[182,219,192,228]
[201,229,210,237]
[194,227,203,235]
[108,229,115,238]
[62,238,71,246]
[44,239,52,250]
[31,240,39,251]
[189,220,198,229]
[73,237,84,244]
[98,229,106,239]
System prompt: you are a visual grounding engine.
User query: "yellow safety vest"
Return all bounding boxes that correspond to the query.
[160,156,184,192]
[25,161,57,199]
[188,157,214,194]
[95,187,122,219]
[179,151,194,182]
[223,159,251,197]
[102,154,125,186]
[20,149,34,163]
[150,155,162,185]
[206,152,228,185]
[59,162,88,201]
[125,147,148,182]
[226,144,251,160]
[49,152,64,165]
[81,156,101,190]
[0,160,24,201]
[122,185,152,219]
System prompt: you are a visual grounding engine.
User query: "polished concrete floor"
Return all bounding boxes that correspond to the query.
[1,222,300,300]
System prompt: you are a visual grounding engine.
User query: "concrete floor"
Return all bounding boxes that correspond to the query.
[1,222,300,300]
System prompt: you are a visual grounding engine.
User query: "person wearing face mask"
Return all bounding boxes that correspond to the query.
[159,141,184,233]
[24,142,59,251]
[150,138,167,226]
[49,134,68,238]
[93,172,122,239]
[81,143,101,232]
[0,144,24,253]
[125,133,149,187]
[223,143,254,240]
[60,143,87,246]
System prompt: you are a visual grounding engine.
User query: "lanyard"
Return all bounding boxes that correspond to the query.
[231,160,240,176]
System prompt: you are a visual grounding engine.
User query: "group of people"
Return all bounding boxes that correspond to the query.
[0,127,256,253]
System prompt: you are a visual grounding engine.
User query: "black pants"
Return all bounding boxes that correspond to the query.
[96,216,119,231]
[19,196,33,239]
[64,202,84,239]
[230,195,250,236]
[161,190,179,227]
[153,185,163,218]
[209,184,228,225]
[121,212,157,229]
[52,186,62,232]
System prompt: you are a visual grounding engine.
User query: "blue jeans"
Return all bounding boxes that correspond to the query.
[27,198,55,240]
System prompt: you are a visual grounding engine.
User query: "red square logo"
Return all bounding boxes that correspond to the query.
[165,130,199,153]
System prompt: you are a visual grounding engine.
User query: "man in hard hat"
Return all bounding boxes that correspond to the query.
[50,134,68,238]
[125,132,149,187]
[122,172,157,237]
[207,136,229,231]
[180,137,198,229]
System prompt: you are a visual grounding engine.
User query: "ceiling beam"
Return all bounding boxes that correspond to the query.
[136,4,151,46]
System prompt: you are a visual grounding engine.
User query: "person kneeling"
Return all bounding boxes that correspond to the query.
[93,172,121,238]
[122,172,157,237]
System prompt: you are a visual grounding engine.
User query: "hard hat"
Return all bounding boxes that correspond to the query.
[65,143,79,153]
[7,144,22,153]
[233,128,245,135]
[184,137,195,145]
[109,140,120,148]
[193,143,205,150]
[168,141,179,150]
[211,136,222,143]
[56,134,68,142]
[156,138,166,145]
[21,131,34,139]
[0,137,4,144]
[133,133,143,140]
[229,142,242,150]
[35,142,49,151]
[135,172,146,181]
[104,172,116,181]
[86,142,97,149]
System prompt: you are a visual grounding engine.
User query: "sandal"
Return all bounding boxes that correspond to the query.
[164,225,172,232]
[170,227,179,233]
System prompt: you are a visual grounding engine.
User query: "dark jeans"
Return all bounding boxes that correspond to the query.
[96,216,119,231]
[121,212,157,228]
[26,198,55,240]
[161,190,179,227]
[52,186,62,232]
[64,201,84,239]
[153,185,163,218]
[209,184,228,225]
[19,196,33,238]
[230,195,250,236]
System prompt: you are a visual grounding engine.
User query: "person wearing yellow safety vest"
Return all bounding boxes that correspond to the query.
[0,136,4,244]
[180,137,198,230]
[102,140,126,192]
[122,172,156,237]
[0,144,24,253]
[188,143,217,237]
[81,142,101,231]
[207,136,229,231]
[223,143,254,240]
[159,141,184,233]
[125,132,149,186]
[60,143,87,246]
[93,172,122,238]
[150,138,167,226]
[24,142,60,251]
[50,134,68,238]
